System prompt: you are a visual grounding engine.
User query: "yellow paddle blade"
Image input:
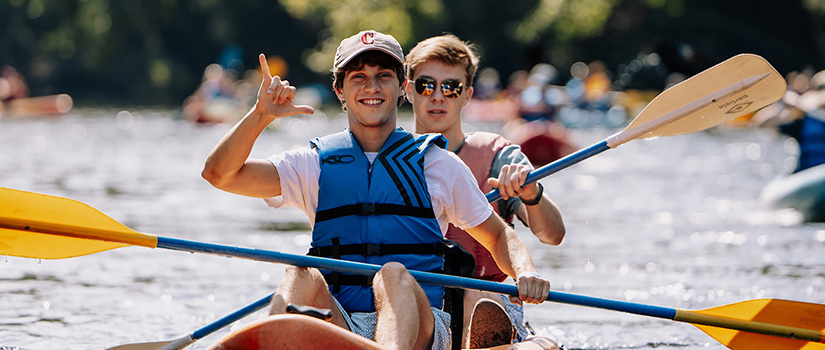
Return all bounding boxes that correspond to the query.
[0,187,158,259]
[678,299,825,350]
[616,54,786,144]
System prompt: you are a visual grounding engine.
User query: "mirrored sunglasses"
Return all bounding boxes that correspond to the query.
[413,76,464,98]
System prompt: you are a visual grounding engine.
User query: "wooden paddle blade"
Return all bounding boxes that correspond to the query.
[685,299,825,350]
[0,187,157,259]
[610,54,786,147]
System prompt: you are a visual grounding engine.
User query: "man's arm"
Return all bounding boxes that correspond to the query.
[518,184,565,245]
[464,213,550,304]
[202,53,314,198]
[489,160,565,245]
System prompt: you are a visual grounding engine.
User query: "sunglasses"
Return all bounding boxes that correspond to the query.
[413,76,464,98]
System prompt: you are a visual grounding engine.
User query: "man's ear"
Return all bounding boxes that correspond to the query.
[403,79,413,102]
[462,86,474,108]
[333,86,348,111]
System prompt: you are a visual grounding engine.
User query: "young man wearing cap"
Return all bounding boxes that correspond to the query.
[202,30,550,350]
[405,34,566,348]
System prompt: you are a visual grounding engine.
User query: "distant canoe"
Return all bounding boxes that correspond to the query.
[504,120,578,167]
[760,162,825,222]
[208,314,561,350]
[2,94,73,117]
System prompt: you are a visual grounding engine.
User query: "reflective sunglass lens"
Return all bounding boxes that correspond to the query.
[441,80,463,98]
[414,77,463,98]
[415,77,436,96]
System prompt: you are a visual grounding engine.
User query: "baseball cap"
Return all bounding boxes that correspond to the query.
[334,30,404,69]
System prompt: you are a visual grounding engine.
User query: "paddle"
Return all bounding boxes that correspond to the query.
[1,188,824,350]
[106,293,274,350]
[486,53,787,202]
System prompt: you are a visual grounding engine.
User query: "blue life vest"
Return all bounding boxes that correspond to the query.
[797,115,825,173]
[309,128,448,312]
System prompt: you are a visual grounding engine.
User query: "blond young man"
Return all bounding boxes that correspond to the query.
[202,30,550,350]
[405,34,566,347]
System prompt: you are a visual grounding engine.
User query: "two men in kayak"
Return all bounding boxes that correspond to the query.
[202,30,551,350]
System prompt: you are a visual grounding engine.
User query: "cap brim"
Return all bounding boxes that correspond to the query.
[336,47,404,69]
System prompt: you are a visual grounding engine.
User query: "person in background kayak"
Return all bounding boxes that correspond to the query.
[201,30,550,350]
[405,34,566,348]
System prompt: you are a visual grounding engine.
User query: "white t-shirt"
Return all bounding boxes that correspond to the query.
[264,145,493,235]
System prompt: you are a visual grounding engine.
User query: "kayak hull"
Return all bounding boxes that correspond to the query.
[760,163,825,222]
[208,314,560,350]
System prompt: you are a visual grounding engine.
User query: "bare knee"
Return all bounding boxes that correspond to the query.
[373,262,421,311]
[271,266,330,315]
[281,266,326,289]
[374,262,410,285]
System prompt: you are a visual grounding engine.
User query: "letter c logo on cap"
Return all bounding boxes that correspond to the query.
[361,32,375,45]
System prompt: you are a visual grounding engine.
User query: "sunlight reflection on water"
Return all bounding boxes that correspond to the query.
[0,108,823,349]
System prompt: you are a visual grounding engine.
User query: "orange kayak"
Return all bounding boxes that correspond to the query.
[208,314,560,350]
[2,94,73,116]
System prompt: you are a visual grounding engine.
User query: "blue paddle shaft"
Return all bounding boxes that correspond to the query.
[486,141,611,202]
[191,293,274,340]
[157,236,676,321]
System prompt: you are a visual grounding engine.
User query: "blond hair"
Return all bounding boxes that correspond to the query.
[405,34,479,86]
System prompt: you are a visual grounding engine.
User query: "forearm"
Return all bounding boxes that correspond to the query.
[468,215,538,279]
[520,191,566,245]
[202,108,274,188]
[488,162,566,245]
[492,227,539,279]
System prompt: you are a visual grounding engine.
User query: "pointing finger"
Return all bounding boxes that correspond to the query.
[257,55,273,98]
[259,54,270,78]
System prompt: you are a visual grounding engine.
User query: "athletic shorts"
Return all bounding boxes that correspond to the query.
[333,297,452,350]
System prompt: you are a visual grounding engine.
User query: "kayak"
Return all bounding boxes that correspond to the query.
[760,162,825,222]
[207,314,560,350]
[504,120,577,167]
[1,94,73,116]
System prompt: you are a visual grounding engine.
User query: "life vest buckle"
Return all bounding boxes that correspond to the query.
[357,203,377,215]
[363,243,382,256]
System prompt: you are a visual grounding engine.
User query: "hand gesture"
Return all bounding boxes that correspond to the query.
[487,163,538,200]
[255,53,315,119]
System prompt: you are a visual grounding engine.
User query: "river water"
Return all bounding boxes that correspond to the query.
[1,107,823,350]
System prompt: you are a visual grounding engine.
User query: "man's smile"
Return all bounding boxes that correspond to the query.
[360,98,385,106]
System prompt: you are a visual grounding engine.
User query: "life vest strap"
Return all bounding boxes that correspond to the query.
[324,272,373,287]
[315,203,436,223]
[308,242,447,257]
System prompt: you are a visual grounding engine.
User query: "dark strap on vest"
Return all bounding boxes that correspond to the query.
[308,242,447,257]
[315,203,436,223]
[323,272,373,287]
[440,239,476,350]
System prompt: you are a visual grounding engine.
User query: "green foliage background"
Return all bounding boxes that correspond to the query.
[1,0,823,105]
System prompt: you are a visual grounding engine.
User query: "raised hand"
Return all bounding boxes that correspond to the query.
[487,163,539,200]
[255,53,315,119]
